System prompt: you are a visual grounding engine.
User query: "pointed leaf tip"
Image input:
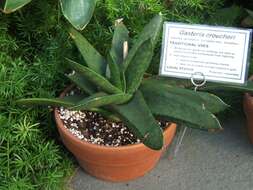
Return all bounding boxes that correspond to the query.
[68,28,106,75]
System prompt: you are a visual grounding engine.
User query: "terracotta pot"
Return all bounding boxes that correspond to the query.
[54,86,177,182]
[243,75,253,143]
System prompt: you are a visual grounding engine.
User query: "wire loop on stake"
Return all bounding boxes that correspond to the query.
[190,72,207,91]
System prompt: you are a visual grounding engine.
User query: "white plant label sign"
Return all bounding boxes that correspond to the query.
[160,22,252,84]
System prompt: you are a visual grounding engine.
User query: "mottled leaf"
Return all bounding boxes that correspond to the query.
[110,19,129,66]
[107,53,122,90]
[125,39,153,94]
[71,92,132,110]
[112,91,164,150]
[66,59,121,94]
[68,27,106,75]
[140,84,222,130]
[142,79,229,113]
[123,14,163,70]
[67,72,96,95]
[143,76,193,88]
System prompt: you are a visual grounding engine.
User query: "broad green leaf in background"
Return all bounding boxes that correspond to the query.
[0,0,31,13]
[60,0,96,30]
[112,91,163,150]
[1,0,96,31]
[68,27,106,75]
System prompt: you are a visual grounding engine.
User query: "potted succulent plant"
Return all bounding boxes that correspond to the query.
[17,14,231,181]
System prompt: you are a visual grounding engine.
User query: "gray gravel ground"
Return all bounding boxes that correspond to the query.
[71,117,253,190]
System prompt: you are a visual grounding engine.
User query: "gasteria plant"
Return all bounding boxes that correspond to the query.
[18,14,232,150]
[0,0,96,30]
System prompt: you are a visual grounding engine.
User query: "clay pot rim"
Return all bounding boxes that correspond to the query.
[54,85,175,151]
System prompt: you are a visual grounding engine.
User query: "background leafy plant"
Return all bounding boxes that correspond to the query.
[0,1,76,189]
[0,0,96,30]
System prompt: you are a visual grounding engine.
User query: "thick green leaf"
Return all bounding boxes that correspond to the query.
[17,95,121,121]
[66,59,122,94]
[17,94,88,107]
[123,14,163,70]
[107,54,122,90]
[143,76,193,88]
[110,19,129,66]
[67,72,96,95]
[0,0,31,13]
[142,79,229,113]
[64,94,122,121]
[140,84,222,130]
[201,81,253,93]
[144,77,253,94]
[71,92,132,110]
[112,91,163,150]
[62,94,87,102]
[125,39,153,94]
[186,91,229,114]
[60,0,96,30]
[107,20,129,90]
[68,27,106,75]
[16,97,76,107]
[121,71,127,93]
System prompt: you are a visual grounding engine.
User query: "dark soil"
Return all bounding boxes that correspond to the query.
[58,106,169,147]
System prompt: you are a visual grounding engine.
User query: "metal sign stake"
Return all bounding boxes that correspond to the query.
[172,72,207,158]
